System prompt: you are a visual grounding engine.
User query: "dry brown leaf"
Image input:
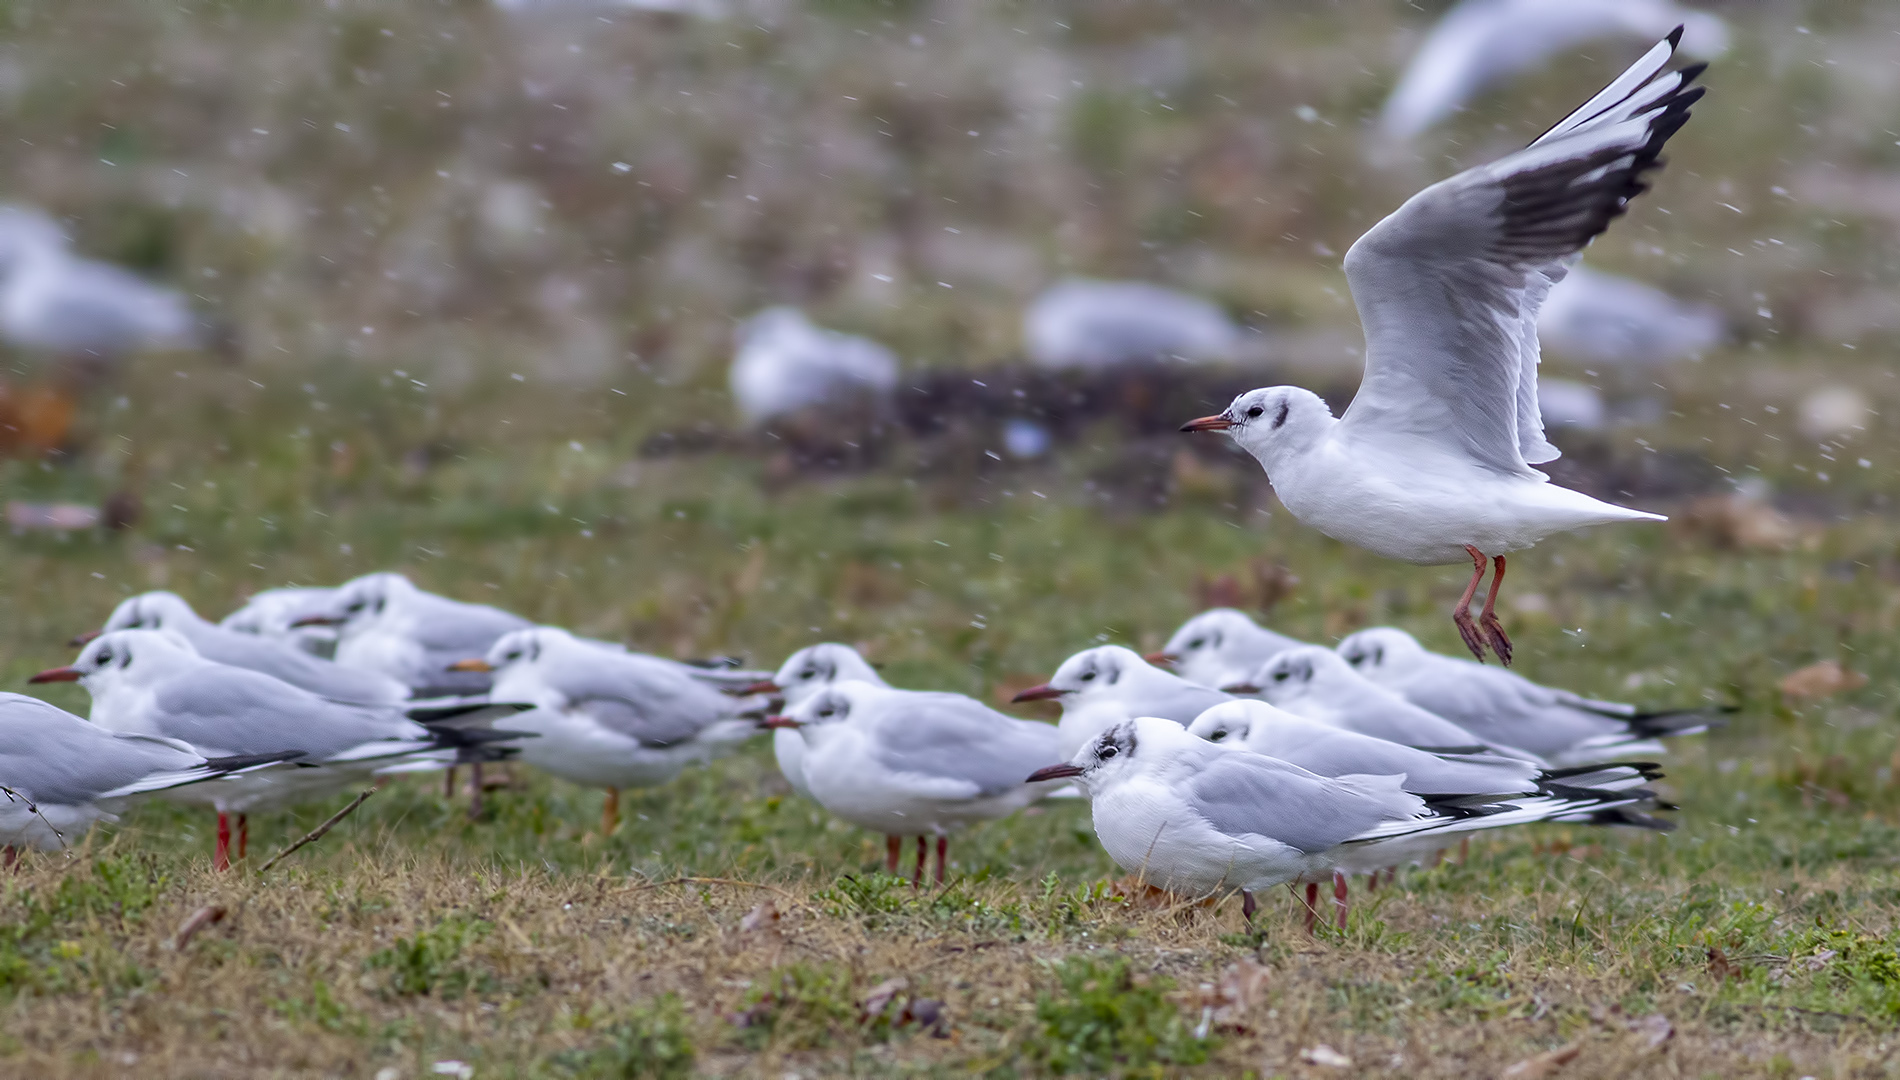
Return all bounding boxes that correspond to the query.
[1706,947,1738,984]
[738,900,780,934]
[1500,1042,1581,1079]
[1299,1044,1352,1068]
[858,976,908,1023]
[1780,660,1867,700]
[169,904,227,950]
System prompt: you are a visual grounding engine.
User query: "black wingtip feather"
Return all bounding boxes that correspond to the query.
[1666,25,1684,49]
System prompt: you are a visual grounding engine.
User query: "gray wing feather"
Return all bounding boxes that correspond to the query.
[150,670,416,759]
[0,696,201,804]
[553,653,736,747]
[1188,752,1409,854]
[868,693,1063,798]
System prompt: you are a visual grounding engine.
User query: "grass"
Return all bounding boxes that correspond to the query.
[1,0,1900,1075]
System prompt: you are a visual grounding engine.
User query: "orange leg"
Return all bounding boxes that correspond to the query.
[1479,554,1513,666]
[885,835,901,874]
[1332,870,1349,930]
[1452,545,1490,662]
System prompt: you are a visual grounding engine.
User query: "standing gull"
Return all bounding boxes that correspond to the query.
[220,586,343,657]
[1148,608,1306,691]
[298,573,532,697]
[744,643,890,800]
[1183,34,1704,664]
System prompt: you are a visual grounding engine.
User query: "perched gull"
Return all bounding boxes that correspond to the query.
[1149,609,1306,691]
[1337,626,1719,765]
[298,573,532,696]
[728,306,899,426]
[745,643,890,800]
[0,205,200,363]
[768,682,1066,884]
[1184,35,1704,664]
[0,693,294,864]
[1024,278,1243,369]
[1012,645,1233,760]
[220,586,342,657]
[1537,263,1725,365]
[1377,0,1727,142]
[79,591,409,706]
[451,627,762,835]
[31,630,522,870]
[1239,646,1535,761]
[1029,716,1649,929]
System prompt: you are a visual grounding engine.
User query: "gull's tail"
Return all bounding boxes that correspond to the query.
[97,750,306,800]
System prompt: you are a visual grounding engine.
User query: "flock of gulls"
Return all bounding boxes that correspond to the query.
[1,32,1728,930]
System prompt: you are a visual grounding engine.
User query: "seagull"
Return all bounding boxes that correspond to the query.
[0,692,296,865]
[1012,645,1233,760]
[1536,263,1725,365]
[297,573,532,696]
[1183,35,1704,665]
[1376,0,1727,142]
[1148,609,1306,691]
[1024,278,1243,369]
[1239,646,1536,761]
[78,591,410,706]
[220,586,343,657]
[1028,716,1654,930]
[766,682,1067,885]
[742,643,891,800]
[1337,626,1720,765]
[30,630,523,870]
[0,205,201,366]
[449,627,762,836]
[728,306,899,426]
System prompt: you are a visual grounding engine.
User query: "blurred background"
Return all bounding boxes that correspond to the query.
[0,0,1892,695]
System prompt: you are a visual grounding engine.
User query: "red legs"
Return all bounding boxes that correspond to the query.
[885,835,901,875]
[467,762,485,821]
[237,815,249,862]
[443,767,458,800]
[1452,545,1489,662]
[1478,554,1513,666]
[1459,836,1471,864]
[2,846,17,872]
[214,812,232,872]
[1303,882,1320,934]
[913,836,926,887]
[1332,870,1350,931]
[1240,889,1257,926]
[934,835,948,886]
[1365,868,1378,893]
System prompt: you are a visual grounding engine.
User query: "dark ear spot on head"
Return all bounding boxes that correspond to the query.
[1271,399,1290,430]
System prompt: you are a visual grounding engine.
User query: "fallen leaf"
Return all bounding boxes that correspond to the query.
[1500,1042,1582,1079]
[1706,947,1738,983]
[739,900,779,934]
[859,976,908,1023]
[169,904,227,950]
[1299,1044,1352,1068]
[1780,660,1866,700]
[1627,1013,1673,1049]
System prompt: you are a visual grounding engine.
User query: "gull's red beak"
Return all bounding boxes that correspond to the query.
[731,679,780,696]
[1011,684,1065,703]
[69,629,102,647]
[761,715,801,729]
[28,666,81,684]
[1026,763,1084,783]
[1221,682,1261,695]
[1142,651,1176,666]
[1179,414,1234,433]
[290,614,345,628]
[446,658,494,673]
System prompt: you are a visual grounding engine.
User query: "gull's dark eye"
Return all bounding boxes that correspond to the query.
[1272,670,1289,682]
[802,668,818,680]
[1080,671,1095,681]
[1208,730,1225,741]
[1246,405,1264,419]
[96,650,112,664]
[1188,639,1203,650]
[507,651,522,662]
[347,601,364,613]
[1100,744,1118,759]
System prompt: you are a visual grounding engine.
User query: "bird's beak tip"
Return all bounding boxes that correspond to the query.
[289,615,340,627]
[446,658,493,673]
[1026,763,1085,783]
[732,679,780,696]
[1221,683,1261,695]
[761,715,800,729]
[1141,651,1176,665]
[1179,414,1235,433]
[1011,684,1064,703]
[27,666,81,684]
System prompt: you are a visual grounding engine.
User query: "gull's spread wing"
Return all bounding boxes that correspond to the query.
[1341,31,1703,475]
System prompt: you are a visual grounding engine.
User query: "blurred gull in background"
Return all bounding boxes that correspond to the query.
[1537,264,1726,366]
[302,573,533,697]
[1377,0,1728,142]
[0,205,200,367]
[728,306,899,426]
[1024,278,1243,370]
[220,586,343,658]
[1151,608,1307,691]
[1012,644,1233,760]
[749,643,890,800]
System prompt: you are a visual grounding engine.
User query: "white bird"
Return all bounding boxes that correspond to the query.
[0,205,200,363]
[300,573,532,696]
[1012,645,1233,761]
[452,627,762,835]
[30,630,520,870]
[1151,609,1306,691]
[1240,646,1535,761]
[1029,716,1650,930]
[220,586,342,657]
[0,693,294,864]
[82,591,409,706]
[745,643,891,800]
[1337,626,1719,765]
[728,306,899,426]
[1376,0,1727,142]
[1537,263,1725,365]
[1024,278,1243,369]
[1184,36,1704,664]
[769,682,1067,884]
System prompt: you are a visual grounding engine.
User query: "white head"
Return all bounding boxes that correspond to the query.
[1160,609,1275,689]
[31,628,203,698]
[771,683,872,745]
[1026,715,1196,789]
[1014,645,1156,709]
[769,643,887,706]
[1180,386,1333,470]
[477,626,576,672]
[1185,699,1303,750]
[313,573,419,632]
[98,591,206,637]
[1248,645,1362,707]
[0,205,65,276]
[1336,627,1432,682]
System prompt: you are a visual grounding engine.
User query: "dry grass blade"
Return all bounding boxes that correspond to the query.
[255,788,375,873]
[1500,1042,1582,1079]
